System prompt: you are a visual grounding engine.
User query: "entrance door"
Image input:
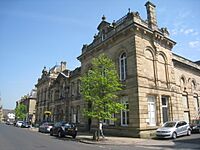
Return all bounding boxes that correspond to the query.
[162,96,169,123]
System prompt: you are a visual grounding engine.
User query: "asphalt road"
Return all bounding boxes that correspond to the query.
[0,123,147,150]
[0,123,199,150]
[0,123,103,150]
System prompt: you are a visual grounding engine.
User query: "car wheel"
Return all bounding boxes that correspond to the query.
[58,131,63,138]
[172,132,177,139]
[187,129,191,136]
[50,130,53,136]
[72,134,76,139]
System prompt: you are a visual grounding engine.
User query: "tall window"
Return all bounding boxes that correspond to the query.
[71,82,75,96]
[76,106,80,123]
[77,80,81,95]
[147,96,156,126]
[162,96,169,123]
[182,95,189,109]
[194,96,199,115]
[119,52,127,81]
[121,96,129,126]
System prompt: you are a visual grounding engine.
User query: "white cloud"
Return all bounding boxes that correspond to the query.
[189,41,200,48]
[184,29,194,35]
[171,27,199,36]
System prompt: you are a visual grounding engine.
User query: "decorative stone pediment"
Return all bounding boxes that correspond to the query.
[97,15,110,31]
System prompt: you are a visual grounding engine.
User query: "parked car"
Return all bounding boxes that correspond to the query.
[6,121,14,125]
[190,119,200,133]
[39,122,54,133]
[156,121,191,139]
[21,122,30,128]
[15,121,24,127]
[50,121,77,138]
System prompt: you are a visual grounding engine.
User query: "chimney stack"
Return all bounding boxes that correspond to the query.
[61,61,66,71]
[145,1,157,30]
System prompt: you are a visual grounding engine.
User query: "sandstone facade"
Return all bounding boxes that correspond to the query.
[35,2,200,137]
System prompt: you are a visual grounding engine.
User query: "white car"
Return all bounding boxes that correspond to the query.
[16,121,24,127]
[156,121,191,139]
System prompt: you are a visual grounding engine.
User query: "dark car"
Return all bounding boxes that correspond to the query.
[21,121,30,128]
[50,121,77,138]
[39,122,54,133]
[190,119,200,133]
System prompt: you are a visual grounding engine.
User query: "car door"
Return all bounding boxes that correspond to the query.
[176,122,183,136]
[54,122,60,135]
[181,121,188,135]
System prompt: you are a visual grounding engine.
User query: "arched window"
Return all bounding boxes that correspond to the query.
[157,54,167,83]
[180,76,185,91]
[119,52,127,81]
[144,49,155,81]
[191,80,196,91]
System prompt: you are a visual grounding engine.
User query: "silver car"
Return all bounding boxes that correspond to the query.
[156,121,191,139]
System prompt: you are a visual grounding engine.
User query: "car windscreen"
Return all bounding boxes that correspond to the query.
[192,120,200,124]
[163,122,176,127]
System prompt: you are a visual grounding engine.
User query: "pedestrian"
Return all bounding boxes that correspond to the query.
[99,121,104,138]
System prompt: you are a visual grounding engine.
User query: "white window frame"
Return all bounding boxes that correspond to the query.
[109,113,115,125]
[147,96,156,126]
[121,96,129,126]
[119,52,127,81]
[194,96,199,114]
[182,95,189,109]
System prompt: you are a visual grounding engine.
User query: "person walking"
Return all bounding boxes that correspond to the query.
[99,121,104,138]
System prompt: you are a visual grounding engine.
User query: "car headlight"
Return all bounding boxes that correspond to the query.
[193,126,197,129]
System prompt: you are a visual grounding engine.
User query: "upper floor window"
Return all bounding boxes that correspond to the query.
[77,80,81,96]
[71,82,75,96]
[119,52,127,81]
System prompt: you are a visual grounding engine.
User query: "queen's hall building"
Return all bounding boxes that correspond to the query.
[35,2,200,137]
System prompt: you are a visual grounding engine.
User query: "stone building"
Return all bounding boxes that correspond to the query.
[0,107,3,123]
[16,89,37,124]
[35,62,67,123]
[77,1,200,137]
[35,2,199,137]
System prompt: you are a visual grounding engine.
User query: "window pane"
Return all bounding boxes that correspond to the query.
[182,95,188,109]
[147,96,156,126]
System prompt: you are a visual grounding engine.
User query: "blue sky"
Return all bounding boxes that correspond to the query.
[0,0,199,109]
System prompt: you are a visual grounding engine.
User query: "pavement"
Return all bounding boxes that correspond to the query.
[27,127,175,146]
[27,127,200,149]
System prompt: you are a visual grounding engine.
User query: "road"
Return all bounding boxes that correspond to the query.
[0,124,147,150]
[0,123,200,150]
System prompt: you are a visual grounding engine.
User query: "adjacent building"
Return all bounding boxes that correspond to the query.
[35,2,200,137]
[16,89,37,124]
[0,106,3,123]
[35,62,67,123]
[0,96,3,122]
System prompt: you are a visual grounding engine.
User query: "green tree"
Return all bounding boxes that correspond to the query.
[81,54,126,140]
[15,104,27,121]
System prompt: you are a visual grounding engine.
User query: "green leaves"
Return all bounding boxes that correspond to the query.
[15,104,27,120]
[81,54,125,121]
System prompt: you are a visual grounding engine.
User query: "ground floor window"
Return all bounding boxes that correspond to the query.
[194,96,199,116]
[183,111,190,123]
[182,95,189,109]
[162,96,169,123]
[121,96,129,126]
[109,113,115,125]
[147,96,156,126]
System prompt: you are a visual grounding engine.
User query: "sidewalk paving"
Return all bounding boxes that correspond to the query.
[76,132,175,146]
[28,127,175,146]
